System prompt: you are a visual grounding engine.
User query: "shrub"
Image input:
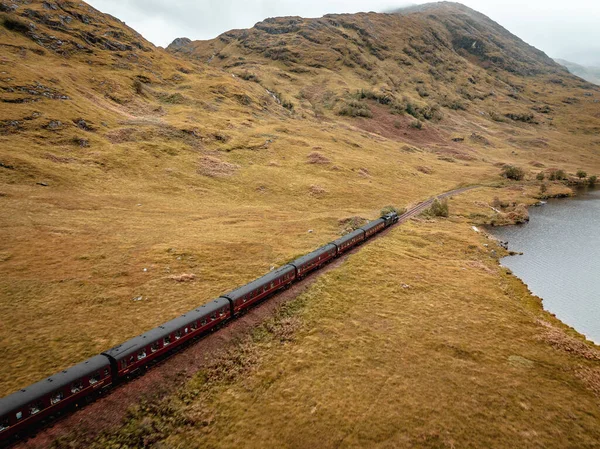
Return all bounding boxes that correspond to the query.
[589,175,597,186]
[410,120,423,130]
[540,183,547,194]
[501,165,525,181]
[577,170,587,179]
[353,89,393,105]
[239,71,260,82]
[504,113,536,124]
[381,205,406,216]
[536,172,545,181]
[338,100,372,118]
[133,79,144,95]
[416,86,429,97]
[281,99,294,111]
[552,169,567,180]
[424,198,449,218]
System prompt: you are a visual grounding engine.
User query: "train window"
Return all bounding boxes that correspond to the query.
[51,391,64,404]
[15,411,22,420]
[184,327,189,334]
[0,418,8,431]
[92,371,103,384]
[164,336,171,345]
[151,342,160,353]
[71,381,83,394]
[243,296,247,303]
[104,369,109,377]
[210,313,216,321]
[121,360,127,369]
[263,286,268,292]
[219,309,224,317]
[175,331,182,340]
[137,350,147,361]
[29,402,43,415]
[128,356,135,365]
[191,322,198,330]
[201,319,207,326]
[270,282,275,288]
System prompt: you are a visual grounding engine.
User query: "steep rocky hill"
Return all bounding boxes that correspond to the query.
[166,1,599,154]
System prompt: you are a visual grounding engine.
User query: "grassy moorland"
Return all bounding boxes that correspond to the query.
[1,3,600,443]
[61,187,600,448]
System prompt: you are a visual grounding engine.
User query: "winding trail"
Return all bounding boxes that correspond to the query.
[13,185,477,449]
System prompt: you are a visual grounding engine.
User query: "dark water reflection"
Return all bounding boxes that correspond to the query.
[488,188,600,344]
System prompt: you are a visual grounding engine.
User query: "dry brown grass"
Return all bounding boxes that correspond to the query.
[73,193,600,448]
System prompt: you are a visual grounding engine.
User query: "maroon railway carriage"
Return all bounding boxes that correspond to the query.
[331,228,366,255]
[102,298,231,377]
[360,218,386,238]
[221,264,296,315]
[0,355,111,440]
[288,243,337,278]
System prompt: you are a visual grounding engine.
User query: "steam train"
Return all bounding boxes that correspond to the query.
[0,212,400,442]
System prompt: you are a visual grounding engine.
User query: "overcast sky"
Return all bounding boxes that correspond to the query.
[86,0,600,66]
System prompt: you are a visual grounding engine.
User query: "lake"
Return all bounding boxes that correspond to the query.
[488,187,600,344]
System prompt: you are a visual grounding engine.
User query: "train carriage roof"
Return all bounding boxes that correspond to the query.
[288,244,337,270]
[331,228,365,247]
[103,298,230,361]
[221,264,296,302]
[0,355,110,415]
[360,218,385,232]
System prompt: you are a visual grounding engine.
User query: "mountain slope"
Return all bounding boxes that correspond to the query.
[556,58,600,85]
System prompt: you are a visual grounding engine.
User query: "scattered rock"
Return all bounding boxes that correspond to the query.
[469,133,491,146]
[198,156,239,178]
[74,118,94,131]
[309,184,327,196]
[36,182,48,186]
[338,216,368,233]
[306,151,330,164]
[46,120,63,130]
[308,229,313,233]
[132,296,143,302]
[168,273,196,282]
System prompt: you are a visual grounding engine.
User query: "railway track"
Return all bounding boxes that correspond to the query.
[8,184,478,448]
[397,185,477,223]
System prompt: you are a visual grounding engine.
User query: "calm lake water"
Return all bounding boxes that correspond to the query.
[488,188,600,344]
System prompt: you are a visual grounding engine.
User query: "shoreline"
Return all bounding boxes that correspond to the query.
[485,184,600,347]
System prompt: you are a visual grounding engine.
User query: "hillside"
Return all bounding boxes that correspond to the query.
[556,58,600,85]
[2,2,600,447]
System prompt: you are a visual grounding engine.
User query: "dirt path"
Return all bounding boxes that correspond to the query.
[13,186,477,449]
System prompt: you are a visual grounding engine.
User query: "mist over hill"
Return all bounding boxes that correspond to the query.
[555,59,600,85]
